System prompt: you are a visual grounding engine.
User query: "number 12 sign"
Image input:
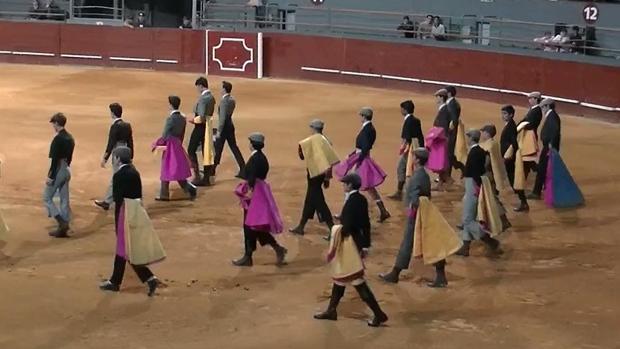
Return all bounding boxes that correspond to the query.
[583,3,599,25]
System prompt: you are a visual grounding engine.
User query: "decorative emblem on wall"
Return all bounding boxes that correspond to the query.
[212,38,254,72]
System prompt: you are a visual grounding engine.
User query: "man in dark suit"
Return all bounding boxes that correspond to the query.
[314,173,388,328]
[95,103,134,211]
[43,113,75,238]
[530,98,561,199]
[214,81,245,178]
[188,77,216,186]
[446,86,465,177]
[432,89,453,189]
[388,100,424,201]
[500,105,529,212]
[455,129,501,257]
[99,146,159,297]
[518,91,543,177]
[289,119,335,236]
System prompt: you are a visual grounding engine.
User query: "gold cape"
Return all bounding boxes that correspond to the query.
[412,197,463,265]
[123,199,166,265]
[405,138,421,178]
[327,225,364,280]
[480,139,510,192]
[0,209,8,242]
[454,120,468,165]
[477,176,503,237]
[299,134,340,178]
[202,118,215,166]
[517,122,539,162]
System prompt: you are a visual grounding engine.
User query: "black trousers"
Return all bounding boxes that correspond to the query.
[533,146,550,195]
[188,124,206,165]
[243,211,277,255]
[505,159,528,203]
[214,127,245,171]
[110,255,153,286]
[300,173,333,226]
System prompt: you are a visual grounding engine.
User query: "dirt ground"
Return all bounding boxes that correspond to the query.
[0,64,619,349]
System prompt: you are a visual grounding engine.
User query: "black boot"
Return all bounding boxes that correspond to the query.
[379,267,401,284]
[455,241,470,257]
[387,181,404,201]
[376,201,391,223]
[190,161,202,186]
[500,214,512,232]
[314,284,345,321]
[146,277,159,297]
[232,254,253,267]
[50,215,69,238]
[354,282,388,327]
[427,260,448,288]
[272,244,288,266]
[288,221,306,236]
[514,202,530,212]
[481,234,502,255]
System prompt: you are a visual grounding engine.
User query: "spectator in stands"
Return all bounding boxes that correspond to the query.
[123,16,134,28]
[431,16,446,41]
[569,26,583,53]
[180,16,193,29]
[28,0,44,20]
[533,31,554,51]
[550,28,570,52]
[397,16,415,38]
[135,11,148,28]
[43,0,65,21]
[418,14,433,39]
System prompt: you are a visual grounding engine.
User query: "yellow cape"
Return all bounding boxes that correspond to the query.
[517,122,539,162]
[454,120,468,165]
[477,176,503,237]
[480,139,510,192]
[123,199,166,265]
[405,138,421,178]
[202,118,215,166]
[327,225,364,280]
[0,209,8,242]
[299,134,340,178]
[413,197,463,265]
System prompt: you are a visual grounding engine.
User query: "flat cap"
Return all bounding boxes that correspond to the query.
[413,147,429,161]
[309,119,324,130]
[359,107,373,119]
[540,98,555,106]
[527,91,542,98]
[340,173,362,190]
[248,132,265,144]
[466,128,481,140]
[434,89,448,97]
[480,124,497,138]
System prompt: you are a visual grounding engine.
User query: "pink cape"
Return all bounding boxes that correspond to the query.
[333,152,387,191]
[152,137,192,181]
[235,180,284,234]
[425,126,448,173]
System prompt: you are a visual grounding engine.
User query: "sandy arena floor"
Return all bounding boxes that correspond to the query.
[0,64,619,349]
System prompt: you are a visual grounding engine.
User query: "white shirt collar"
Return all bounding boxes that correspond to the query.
[118,163,129,170]
[112,117,122,124]
[223,93,230,98]
[438,103,446,111]
[469,143,479,150]
[545,109,553,117]
[447,97,454,103]
[201,89,210,96]
[170,109,179,116]
[362,120,371,129]
[530,104,539,110]
[404,114,412,120]
[345,189,359,201]
[251,150,258,156]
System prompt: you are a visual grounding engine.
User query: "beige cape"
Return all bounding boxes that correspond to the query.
[405,138,421,177]
[0,209,8,242]
[412,197,463,265]
[477,176,503,237]
[517,122,539,163]
[299,134,340,178]
[327,225,364,280]
[123,199,166,265]
[480,139,511,191]
[202,118,215,166]
[454,120,468,165]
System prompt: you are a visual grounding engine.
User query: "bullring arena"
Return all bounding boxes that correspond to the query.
[1,6,620,349]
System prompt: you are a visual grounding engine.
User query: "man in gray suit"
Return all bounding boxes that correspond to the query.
[214,81,245,178]
[187,77,216,186]
[379,148,431,283]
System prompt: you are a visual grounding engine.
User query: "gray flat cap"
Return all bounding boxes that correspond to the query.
[527,91,542,99]
[248,132,265,144]
[413,147,429,161]
[309,119,325,130]
[359,107,373,119]
[540,98,555,106]
[466,128,481,140]
[340,173,362,190]
[434,88,448,97]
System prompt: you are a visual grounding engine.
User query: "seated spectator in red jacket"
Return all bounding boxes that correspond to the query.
[397,16,415,38]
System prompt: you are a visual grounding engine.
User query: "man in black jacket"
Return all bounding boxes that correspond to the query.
[95,103,134,211]
[446,86,465,177]
[214,81,245,178]
[314,173,388,327]
[188,77,216,186]
[518,91,543,178]
[530,98,561,199]
[43,113,75,238]
[99,146,158,296]
[500,105,529,212]
[432,89,453,189]
[388,100,424,201]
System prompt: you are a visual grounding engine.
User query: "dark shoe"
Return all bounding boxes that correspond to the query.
[513,203,530,212]
[187,184,197,201]
[155,197,170,202]
[378,268,400,284]
[387,192,402,201]
[49,218,70,238]
[94,200,110,211]
[377,201,391,223]
[367,312,388,327]
[455,241,470,257]
[313,309,337,321]
[527,192,541,200]
[232,255,253,267]
[288,226,305,236]
[191,177,208,187]
[481,235,503,255]
[275,246,288,266]
[427,275,448,288]
[456,224,464,230]
[147,277,158,297]
[99,280,120,292]
[323,234,331,242]
[501,215,512,232]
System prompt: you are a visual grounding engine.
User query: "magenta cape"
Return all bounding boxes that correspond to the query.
[235,180,284,234]
[425,126,448,173]
[333,152,387,191]
[152,137,192,181]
